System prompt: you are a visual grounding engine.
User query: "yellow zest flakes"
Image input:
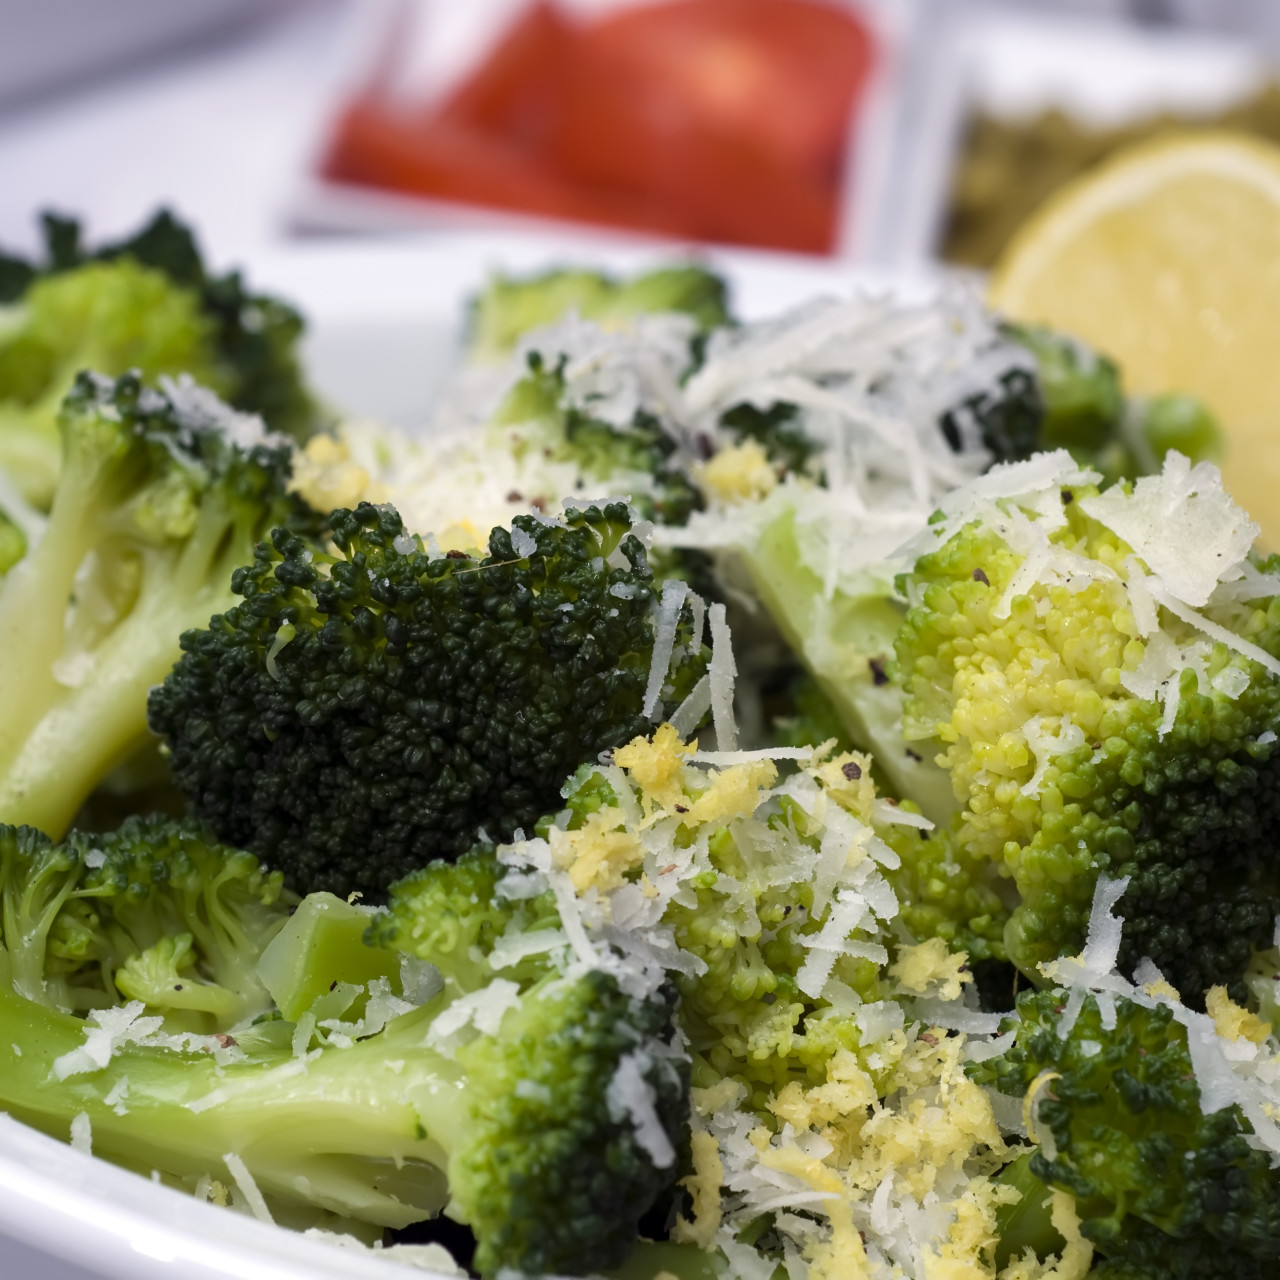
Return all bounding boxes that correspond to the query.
[858,1077,1006,1201]
[1206,984,1274,1045]
[1142,976,1182,1004]
[547,808,642,897]
[1023,1071,1062,1146]
[688,761,778,826]
[697,439,777,505]
[674,1129,724,1249]
[922,1176,1020,1280]
[615,723,693,815]
[815,750,877,822]
[756,1143,871,1280]
[1044,1191,1094,1280]
[891,937,973,1002]
[290,434,384,513]
[434,520,487,556]
[770,1050,876,1131]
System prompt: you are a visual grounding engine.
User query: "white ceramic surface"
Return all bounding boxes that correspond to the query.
[0,231,939,1278]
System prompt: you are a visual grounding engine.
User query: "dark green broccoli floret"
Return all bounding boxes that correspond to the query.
[0,818,292,1030]
[446,968,689,1276]
[972,988,1280,1278]
[0,370,320,837]
[150,500,710,899]
[466,264,730,364]
[939,364,1044,465]
[0,209,317,505]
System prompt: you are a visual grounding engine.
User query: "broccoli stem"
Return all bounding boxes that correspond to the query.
[0,457,278,834]
[0,984,456,1227]
[743,504,956,820]
[992,1150,1064,1267]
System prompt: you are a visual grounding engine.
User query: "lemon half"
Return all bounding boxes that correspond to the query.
[990,132,1280,535]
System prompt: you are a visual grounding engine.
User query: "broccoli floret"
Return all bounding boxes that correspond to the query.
[0,818,292,1030]
[497,351,704,533]
[444,968,689,1276]
[718,401,822,480]
[0,806,690,1274]
[938,325,1224,485]
[0,209,317,505]
[972,988,1280,1277]
[369,847,561,998]
[0,370,320,837]
[1005,324,1223,482]
[501,728,915,1116]
[894,453,1280,1002]
[466,265,729,363]
[0,948,686,1274]
[150,500,710,899]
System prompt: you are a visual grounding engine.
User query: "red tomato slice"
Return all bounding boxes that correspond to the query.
[322,99,704,239]
[435,1,571,149]
[559,0,874,181]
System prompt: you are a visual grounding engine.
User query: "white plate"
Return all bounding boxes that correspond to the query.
[0,231,939,1278]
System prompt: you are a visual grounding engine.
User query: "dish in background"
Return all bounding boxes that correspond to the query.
[929,10,1270,267]
[293,0,927,264]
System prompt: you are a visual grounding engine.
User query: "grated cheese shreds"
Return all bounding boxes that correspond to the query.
[644,579,690,719]
[487,723,1045,1280]
[69,1112,92,1155]
[1079,453,1258,609]
[606,1050,678,1169]
[707,603,739,750]
[224,1151,275,1224]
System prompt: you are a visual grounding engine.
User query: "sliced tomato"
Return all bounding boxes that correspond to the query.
[322,0,874,254]
[322,99,703,238]
[557,0,873,182]
[435,1,571,150]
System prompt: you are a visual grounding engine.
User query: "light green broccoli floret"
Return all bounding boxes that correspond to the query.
[894,453,1280,1004]
[0,816,691,1274]
[0,209,318,507]
[466,265,729,364]
[0,370,321,837]
[0,260,221,505]
[0,817,292,1030]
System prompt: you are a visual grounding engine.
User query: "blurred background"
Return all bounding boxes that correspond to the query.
[3,0,1280,271]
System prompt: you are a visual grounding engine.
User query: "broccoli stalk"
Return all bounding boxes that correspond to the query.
[0,967,686,1276]
[0,816,690,1275]
[150,500,710,899]
[0,983,451,1228]
[0,371,320,837]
